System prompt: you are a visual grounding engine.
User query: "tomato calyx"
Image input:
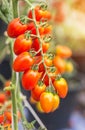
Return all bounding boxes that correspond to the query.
[38,80,44,86]
[20,15,32,24]
[43,35,52,43]
[40,2,48,11]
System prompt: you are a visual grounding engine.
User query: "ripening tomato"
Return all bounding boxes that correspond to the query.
[53,78,68,98]
[0,93,7,103]
[44,25,52,35]
[22,70,41,90]
[56,45,72,58]
[32,38,49,53]
[4,80,11,97]
[36,102,44,113]
[52,94,60,112]
[65,61,74,73]
[0,114,4,124]
[31,82,46,101]
[13,52,34,72]
[44,55,53,67]
[43,74,49,86]
[53,56,66,73]
[4,111,12,123]
[40,92,54,113]
[28,6,51,21]
[7,18,28,38]
[14,34,32,55]
[29,95,37,104]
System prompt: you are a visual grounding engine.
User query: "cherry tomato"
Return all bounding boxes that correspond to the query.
[53,78,68,98]
[56,45,72,58]
[44,25,52,35]
[14,34,32,55]
[32,38,49,54]
[42,42,49,53]
[29,95,37,104]
[7,18,28,38]
[4,80,11,97]
[65,61,74,73]
[52,94,60,112]
[40,92,54,113]
[36,102,44,113]
[31,82,46,101]
[22,70,41,90]
[0,114,4,124]
[13,52,34,72]
[28,6,51,21]
[53,56,65,73]
[0,93,7,104]
[44,55,53,67]
[4,111,12,123]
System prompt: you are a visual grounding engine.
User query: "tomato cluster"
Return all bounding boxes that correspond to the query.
[7,4,72,113]
[0,81,21,129]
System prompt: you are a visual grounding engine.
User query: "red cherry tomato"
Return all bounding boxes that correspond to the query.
[0,93,7,104]
[7,18,28,38]
[22,70,41,90]
[14,34,32,55]
[13,52,34,72]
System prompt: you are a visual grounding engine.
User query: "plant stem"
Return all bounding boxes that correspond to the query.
[11,0,18,130]
[11,0,18,18]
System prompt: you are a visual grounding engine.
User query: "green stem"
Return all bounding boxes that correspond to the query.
[11,0,18,18]
[11,0,18,130]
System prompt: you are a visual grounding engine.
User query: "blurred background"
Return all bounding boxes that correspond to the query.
[0,0,85,130]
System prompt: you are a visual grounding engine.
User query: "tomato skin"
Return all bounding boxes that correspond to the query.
[56,45,72,58]
[31,83,46,101]
[7,18,28,38]
[52,94,60,112]
[4,80,11,97]
[14,34,32,55]
[53,56,65,73]
[53,78,68,98]
[13,52,34,72]
[40,92,54,113]
[0,114,4,123]
[44,56,53,67]
[42,42,49,53]
[22,70,41,90]
[0,93,6,103]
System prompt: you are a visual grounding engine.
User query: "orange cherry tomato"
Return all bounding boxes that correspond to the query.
[29,95,37,104]
[4,111,12,123]
[44,25,52,35]
[53,56,66,73]
[44,55,53,67]
[53,78,68,98]
[31,82,46,101]
[13,52,34,72]
[40,92,54,113]
[4,124,12,130]
[56,45,72,58]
